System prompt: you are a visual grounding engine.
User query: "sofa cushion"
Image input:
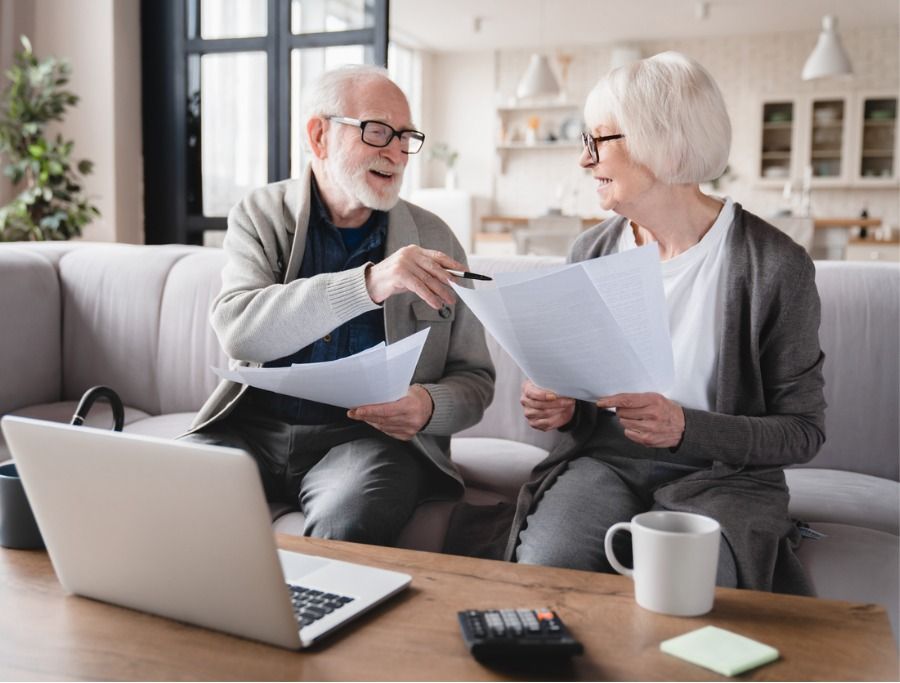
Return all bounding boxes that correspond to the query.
[9,400,150,427]
[0,401,151,462]
[451,436,549,500]
[126,413,197,439]
[810,262,899,481]
[786,468,899,535]
[58,245,199,415]
[0,409,196,463]
[0,248,61,416]
[157,250,229,414]
[796,522,898,641]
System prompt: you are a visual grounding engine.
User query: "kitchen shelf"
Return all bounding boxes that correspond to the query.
[495,102,583,174]
[756,92,899,186]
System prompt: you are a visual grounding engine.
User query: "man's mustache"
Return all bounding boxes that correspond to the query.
[367,161,404,177]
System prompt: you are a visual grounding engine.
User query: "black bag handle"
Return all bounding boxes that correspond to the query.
[70,385,125,432]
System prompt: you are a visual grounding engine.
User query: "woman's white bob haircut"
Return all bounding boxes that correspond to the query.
[584,51,731,185]
[302,63,395,121]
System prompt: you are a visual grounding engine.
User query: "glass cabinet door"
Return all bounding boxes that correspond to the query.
[809,99,845,179]
[760,101,794,182]
[859,97,897,181]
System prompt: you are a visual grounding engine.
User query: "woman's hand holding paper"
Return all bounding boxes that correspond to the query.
[520,379,576,432]
[596,392,685,448]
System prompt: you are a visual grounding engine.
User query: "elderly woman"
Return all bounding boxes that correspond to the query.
[507,52,825,594]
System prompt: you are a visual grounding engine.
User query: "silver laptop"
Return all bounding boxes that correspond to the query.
[0,416,411,649]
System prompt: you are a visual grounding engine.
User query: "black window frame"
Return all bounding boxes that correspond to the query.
[141,0,389,244]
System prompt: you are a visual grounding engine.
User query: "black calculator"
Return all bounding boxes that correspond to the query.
[457,608,584,659]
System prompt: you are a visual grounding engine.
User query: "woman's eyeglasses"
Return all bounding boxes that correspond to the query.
[581,132,625,164]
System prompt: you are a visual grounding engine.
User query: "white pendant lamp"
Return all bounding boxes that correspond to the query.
[516,53,560,99]
[802,15,853,80]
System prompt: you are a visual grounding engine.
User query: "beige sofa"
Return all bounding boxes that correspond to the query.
[1,241,897,638]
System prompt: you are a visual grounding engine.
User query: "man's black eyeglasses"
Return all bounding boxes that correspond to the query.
[328,116,426,154]
[581,131,625,164]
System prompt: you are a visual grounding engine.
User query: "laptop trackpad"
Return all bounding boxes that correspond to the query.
[277,549,331,581]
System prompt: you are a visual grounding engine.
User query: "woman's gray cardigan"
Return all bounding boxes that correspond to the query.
[503,204,827,595]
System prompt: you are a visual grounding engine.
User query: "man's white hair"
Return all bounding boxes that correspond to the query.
[302,63,395,122]
[584,51,731,185]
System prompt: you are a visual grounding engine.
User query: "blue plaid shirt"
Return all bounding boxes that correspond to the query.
[245,177,387,423]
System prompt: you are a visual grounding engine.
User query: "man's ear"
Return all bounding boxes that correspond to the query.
[307,117,328,160]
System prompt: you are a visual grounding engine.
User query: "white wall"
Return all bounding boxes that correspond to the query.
[0,0,143,243]
[111,0,143,245]
[420,51,495,200]
[429,23,900,227]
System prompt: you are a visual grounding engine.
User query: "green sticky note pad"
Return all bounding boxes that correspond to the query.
[660,625,780,676]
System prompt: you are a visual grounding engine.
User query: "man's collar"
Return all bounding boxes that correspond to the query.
[309,173,337,225]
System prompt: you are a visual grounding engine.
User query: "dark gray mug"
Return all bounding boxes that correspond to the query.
[0,462,44,549]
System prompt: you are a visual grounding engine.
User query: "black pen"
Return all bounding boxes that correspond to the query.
[447,269,493,281]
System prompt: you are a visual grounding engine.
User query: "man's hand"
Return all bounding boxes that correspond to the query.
[520,379,576,432]
[365,245,465,310]
[596,392,685,448]
[347,384,434,441]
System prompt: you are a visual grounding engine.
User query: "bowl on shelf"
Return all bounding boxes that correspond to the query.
[867,109,894,120]
[559,117,582,141]
[766,110,791,123]
[814,108,839,124]
[763,166,789,179]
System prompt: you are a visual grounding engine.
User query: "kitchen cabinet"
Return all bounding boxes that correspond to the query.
[495,102,582,172]
[854,93,898,186]
[755,93,899,188]
[845,238,900,262]
[757,100,797,185]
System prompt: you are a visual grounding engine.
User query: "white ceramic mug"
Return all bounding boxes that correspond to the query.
[604,511,721,616]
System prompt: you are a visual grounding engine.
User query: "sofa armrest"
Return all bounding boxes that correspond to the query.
[785,467,899,535]
[0,248,61,415]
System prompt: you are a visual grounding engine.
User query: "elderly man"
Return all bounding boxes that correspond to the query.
[184,65,495,547]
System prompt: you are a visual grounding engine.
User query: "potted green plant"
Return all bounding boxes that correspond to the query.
[0,36,99,241]
[429,142,459,190]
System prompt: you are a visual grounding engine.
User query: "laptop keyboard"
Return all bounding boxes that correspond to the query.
[288,584,355,628]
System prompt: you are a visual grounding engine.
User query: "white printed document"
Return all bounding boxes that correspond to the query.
[453,244,673,400]
[212,328,430,408]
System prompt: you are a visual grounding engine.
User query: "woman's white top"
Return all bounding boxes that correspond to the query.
[616,196,734,411]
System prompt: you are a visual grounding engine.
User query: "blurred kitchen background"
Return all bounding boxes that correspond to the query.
[401,0,899,262]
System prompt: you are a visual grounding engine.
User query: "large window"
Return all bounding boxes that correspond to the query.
[141,0,388,244]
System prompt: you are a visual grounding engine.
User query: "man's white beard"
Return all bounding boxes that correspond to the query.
[330,151,404,212]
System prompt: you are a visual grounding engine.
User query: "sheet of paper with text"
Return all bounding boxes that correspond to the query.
[453,244,673,400]
[212,328,430,408]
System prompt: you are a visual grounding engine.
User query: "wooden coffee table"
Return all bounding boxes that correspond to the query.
[1,535,896,681]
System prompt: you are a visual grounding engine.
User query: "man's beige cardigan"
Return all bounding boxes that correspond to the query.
[188,166,496,493]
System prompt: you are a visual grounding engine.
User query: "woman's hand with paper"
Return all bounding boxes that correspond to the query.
[596,392,685,448]
[347,384,434,441]
[520,379,576,432]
